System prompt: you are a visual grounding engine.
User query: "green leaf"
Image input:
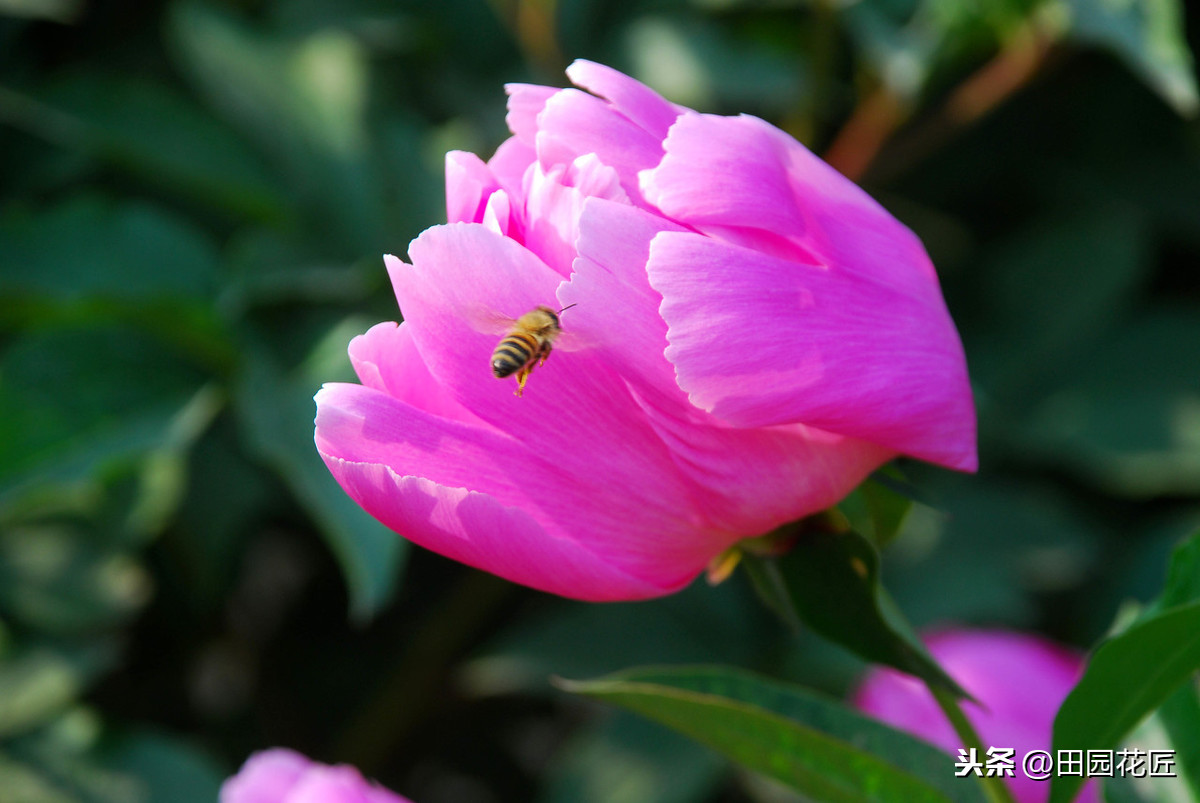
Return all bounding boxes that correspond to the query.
[0,196,218,304]
[0,326,211,504]
[95,729,224,803]
[0,751,77,803]
[1157,682,1200,797]
[1048,600,1200,803]
[1063,0,1198,116]
[1148,529,1200,614]
[560,666,982,803]
[27,74,291,222]
[839,472,915,548]
[750,529,969,698]
[233,330,404,619]
[1008,310,1200,497]
[0,524,150,635]
[1140,529,1200,797]
[0,650,82,739]
[166,0,385,253]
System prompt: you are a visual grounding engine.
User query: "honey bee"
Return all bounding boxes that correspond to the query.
[490,303,577,397]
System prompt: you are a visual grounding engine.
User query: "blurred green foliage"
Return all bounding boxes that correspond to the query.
[1,0,1198,800]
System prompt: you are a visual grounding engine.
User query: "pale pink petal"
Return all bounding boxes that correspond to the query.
[641,113,940,298]
[503,83,557,146]
[523,155,627,277]
[445,150,498,225]
[347,321,487,427]
[220,749,311,803]
[534,88,664,199]
[565,59,681,141]
[288,765,409,803]
[647,231,977,471]
[481,189,512,237]
[486,136,536,205]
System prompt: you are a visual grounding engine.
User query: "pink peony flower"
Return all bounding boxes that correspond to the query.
[314,60,976,601]
[221,749,411,803]
[852,628,1096,803]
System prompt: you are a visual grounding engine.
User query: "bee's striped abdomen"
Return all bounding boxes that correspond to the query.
[491,331,541,378]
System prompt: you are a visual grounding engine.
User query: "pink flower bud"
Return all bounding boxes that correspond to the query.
[221,749,411,803]
[315,61,976,600]
[853,628,1097,803]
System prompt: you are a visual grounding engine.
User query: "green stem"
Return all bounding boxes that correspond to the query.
[931,686,1019,803]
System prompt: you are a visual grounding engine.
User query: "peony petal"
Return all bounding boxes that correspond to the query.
[560,197,685,405]
[288,765,408,803]
[445,150,498,225]
[347,320,487,427]
[316,383,690,598]
[642,113,940,300]
[504,83,558,147]
[562,198,892,535]
[523,155,627,277]
[371,226,736,586]
[565,59,680,142]
[392,227,711,543]
[854,629,1095,803]
[481,189,512,237]
[220,749,311,803]
[487,137,535,246]
[647,231,977,471]
[534,88,664,200]
[319,455,680,600]
[629,389,892,536]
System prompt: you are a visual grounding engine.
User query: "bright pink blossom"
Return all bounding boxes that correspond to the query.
[315,61,976,600]
[221,749,411,803]
[853,628,1096,803]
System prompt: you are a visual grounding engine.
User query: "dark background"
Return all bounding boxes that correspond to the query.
[1,0,1198,800]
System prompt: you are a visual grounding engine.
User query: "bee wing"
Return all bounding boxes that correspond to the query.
[552,329,591,352]
[464,304,518,337]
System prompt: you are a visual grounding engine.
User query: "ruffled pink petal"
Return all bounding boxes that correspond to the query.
[565,59,681,142]
[561,198,892,535]
[355,225,737,589]
[647,231,977,471]
[220,749,311,803]
[523,155,627,277]
[630,390,892,535]
[534,88,664,199]
[504,83,558,146]
[445,150,498,225]
[641,113,941,298]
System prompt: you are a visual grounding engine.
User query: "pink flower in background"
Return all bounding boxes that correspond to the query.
[314,61,975,600]
[221,749,411,803]
[853,628,1095,803]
